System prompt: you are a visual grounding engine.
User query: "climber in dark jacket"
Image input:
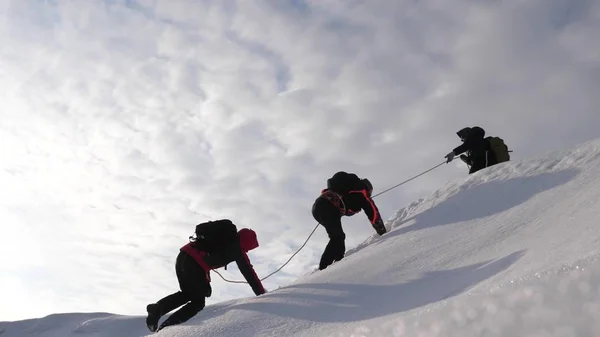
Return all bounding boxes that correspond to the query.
[445,126,498,174]
[145,228,265,332]
[312,171,386,271]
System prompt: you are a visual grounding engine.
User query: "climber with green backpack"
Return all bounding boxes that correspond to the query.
[444,126,510,174]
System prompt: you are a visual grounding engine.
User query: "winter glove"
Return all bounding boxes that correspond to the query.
[445,151,455,163]
[373,219,386,236]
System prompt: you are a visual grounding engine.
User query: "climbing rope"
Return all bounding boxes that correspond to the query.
[214,223,321,283]
[371,161,446,198]
[214,161,446,284]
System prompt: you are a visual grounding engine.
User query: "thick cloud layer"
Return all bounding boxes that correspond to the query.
[0,0,598,320]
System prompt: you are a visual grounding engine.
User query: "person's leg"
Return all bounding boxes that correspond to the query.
[158,252,209,331]
[313,198,346,270]
[469,156,486,174]
[146,252,193,332]
[320,228,345,270]
[146,292,188,332]
[157,300,205,331]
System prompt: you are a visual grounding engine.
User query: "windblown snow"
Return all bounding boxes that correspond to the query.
[3,138,600,337]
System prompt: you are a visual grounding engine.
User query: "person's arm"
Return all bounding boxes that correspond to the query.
[349,190,382,226]
[235,250,266,295]
[448,136,475,163]
[452,142,469,156]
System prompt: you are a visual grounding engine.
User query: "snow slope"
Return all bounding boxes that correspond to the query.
[3,138,600,337]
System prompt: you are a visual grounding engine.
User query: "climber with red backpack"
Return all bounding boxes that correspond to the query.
[445,126,510,174]
[145,219,266,332]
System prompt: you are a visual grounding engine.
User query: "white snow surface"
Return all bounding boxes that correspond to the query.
[3,138,600,337]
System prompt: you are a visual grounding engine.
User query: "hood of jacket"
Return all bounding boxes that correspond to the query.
[238,228,259,252]
[457,126,485,141]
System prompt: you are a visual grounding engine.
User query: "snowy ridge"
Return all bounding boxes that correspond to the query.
[3,138,600,336]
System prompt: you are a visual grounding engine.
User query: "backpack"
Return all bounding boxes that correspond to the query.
[191,219,238,253]
[327,172,368,195]
[486,136,510,163]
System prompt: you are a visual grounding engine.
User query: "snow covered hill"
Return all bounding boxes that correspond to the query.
[3,138,600,337]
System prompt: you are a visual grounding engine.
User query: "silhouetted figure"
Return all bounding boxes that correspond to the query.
[312,172,386,270]
[445,126,509,174]
[145,220,265,332]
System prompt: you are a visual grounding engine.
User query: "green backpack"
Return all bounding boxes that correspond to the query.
[486,136,510,163]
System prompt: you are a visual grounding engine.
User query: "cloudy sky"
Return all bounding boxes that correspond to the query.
[1,0,599,321]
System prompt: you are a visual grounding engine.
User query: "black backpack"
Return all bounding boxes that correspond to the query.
[190,219,238,253]
[327,172,367,195]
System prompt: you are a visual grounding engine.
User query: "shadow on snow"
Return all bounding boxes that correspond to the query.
[231,250,525,323]
[387,168,579,238]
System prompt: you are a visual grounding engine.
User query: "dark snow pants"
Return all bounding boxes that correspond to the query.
[463,150,498,174]
[312,197,346,270]
[152,251,210,330]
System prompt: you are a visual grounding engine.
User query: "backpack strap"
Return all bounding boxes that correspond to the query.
[319,189,347,216]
